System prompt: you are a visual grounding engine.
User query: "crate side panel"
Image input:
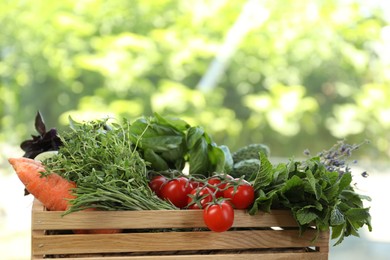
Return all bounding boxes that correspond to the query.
[32,210,205,230]
[32,229,328,255]
[32,200,299,230]
[48,252,328,260]
[31,199,46,260]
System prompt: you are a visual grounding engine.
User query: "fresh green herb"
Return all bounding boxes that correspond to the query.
[24,111,371,246]
[249,141,372,246]
[43,117,177,212]
[128,112,233,177]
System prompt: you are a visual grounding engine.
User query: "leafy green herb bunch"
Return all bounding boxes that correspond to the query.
[249,140,372,245]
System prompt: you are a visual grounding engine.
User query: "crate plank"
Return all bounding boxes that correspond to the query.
[34,252,329,260]
[32,229,328,255]
[31,199,329,259]
[30,252,328,260]
[32,200,298,230]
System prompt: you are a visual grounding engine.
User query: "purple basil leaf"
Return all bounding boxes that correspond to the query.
[35,111,46,136]
[20,112,63,159]
[20,140,34,151]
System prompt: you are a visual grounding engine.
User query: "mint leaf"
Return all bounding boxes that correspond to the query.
[261,189,279,212]
[248,141,372,246]
[338,172,353,192]
[324,183,340,202]
[325,171,340,186]
[331,223,345,240]
[340,190,365,208]
[273,163,289,183]
[331,223,346,246]
[345,208,371,224]
[251,151,273,189]
[304,169,319,199]
[296,206,318,225]
[330,206,345,226]
[312,200,323,211]
[281,175,304,202]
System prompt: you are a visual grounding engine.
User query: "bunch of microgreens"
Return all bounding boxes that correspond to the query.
[43,117,177,213]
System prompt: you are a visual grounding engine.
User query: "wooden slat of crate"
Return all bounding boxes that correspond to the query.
[31,199,329,259]
[33,229,329,255]
[33,253,328,260]
[33,252,329,260]
[32,201,299,230]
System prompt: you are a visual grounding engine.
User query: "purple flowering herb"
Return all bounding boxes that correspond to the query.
[305,139,370,177]
[20,111,63,159]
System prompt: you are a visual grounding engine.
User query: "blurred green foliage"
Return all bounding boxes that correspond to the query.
[1,0,389,161]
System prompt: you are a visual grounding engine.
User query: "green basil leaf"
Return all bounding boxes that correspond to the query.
[143,149,169,171]
[186,126,204,149]
[188,138,210,176]
[209,144,233,173]
[219,145,234,173]
[153,112,190,131]
[129,119,184,152]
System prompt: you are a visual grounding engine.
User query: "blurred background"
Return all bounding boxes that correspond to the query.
[1,0,389,259]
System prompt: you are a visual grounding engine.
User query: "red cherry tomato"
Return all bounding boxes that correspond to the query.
[190,180,205,189]
[160,177,194,208]
[223,182,255,209]
[207,175,233,198]
[203,201,234,232]
[148,175,168,198]
[187,187,213,209]
[207,177,223,197]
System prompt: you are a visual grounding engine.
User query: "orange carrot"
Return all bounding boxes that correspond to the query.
[8,157,76,211]
[9,157,122,234]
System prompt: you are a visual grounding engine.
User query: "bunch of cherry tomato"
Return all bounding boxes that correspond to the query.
[148,173,255,232]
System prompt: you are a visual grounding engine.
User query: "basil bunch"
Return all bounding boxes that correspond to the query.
[128,113,233,177]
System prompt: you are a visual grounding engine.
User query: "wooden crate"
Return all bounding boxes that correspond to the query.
[31,199,329,260]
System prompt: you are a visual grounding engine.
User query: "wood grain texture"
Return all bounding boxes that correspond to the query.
[31,199,329,259]
[32,229,328,255]
[32,200,298,230]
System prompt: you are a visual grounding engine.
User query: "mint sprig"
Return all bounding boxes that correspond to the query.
[249,142,372,246]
